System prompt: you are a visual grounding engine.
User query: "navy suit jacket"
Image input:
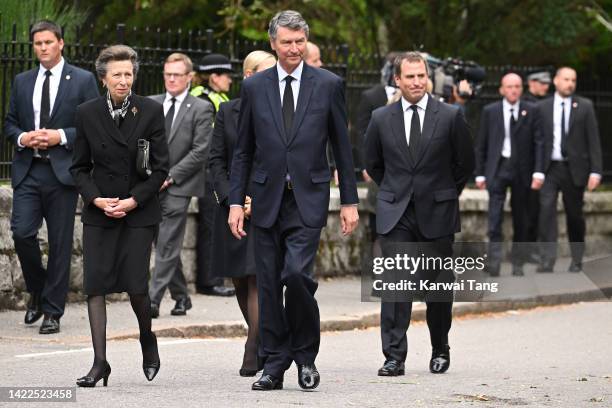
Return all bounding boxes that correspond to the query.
[365,96,475,237]
[4,62,99,187]
[475,100,544,188]
[229,63,359,229]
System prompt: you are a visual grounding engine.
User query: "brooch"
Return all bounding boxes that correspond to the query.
[521,110,527,116]
[572,102,578,108]
[186,103,191,108]
[131,106,138,116]
[65,74,71,80]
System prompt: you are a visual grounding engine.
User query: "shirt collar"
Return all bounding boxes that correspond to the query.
[554,92,571,105]
[165,87,189,104]
[39,57,64,78]
[277,60,304,83]
[503,98,519,111]
[401,93,429,112]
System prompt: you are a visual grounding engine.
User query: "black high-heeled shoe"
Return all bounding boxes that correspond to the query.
[76,362,111,387]
[141,333,160,381]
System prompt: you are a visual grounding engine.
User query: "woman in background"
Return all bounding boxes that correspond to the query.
[208,50,277,376]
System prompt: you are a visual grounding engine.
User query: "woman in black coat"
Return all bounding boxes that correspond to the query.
[208,50,276,376]
[70,45,169,387]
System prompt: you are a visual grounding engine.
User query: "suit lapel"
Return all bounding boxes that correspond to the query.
[264,69,286,144]
[543,98,554,134]
[288,65,315,146]
[120,96,141,143]
[495,102,506,154]
[25,69,38,130]
[413,94,439,168]
[568,96,577,134]
[50,64,72,120]
[168,94,192,143]
[389,100,413,168]
[97,96,127,146]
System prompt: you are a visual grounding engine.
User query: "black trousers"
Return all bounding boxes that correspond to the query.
[379,203,453,363]
[195,180,222,288]
[254,187,322,378]
[538,161,585,264]
[486,158,530,267]
[10,161,78,317]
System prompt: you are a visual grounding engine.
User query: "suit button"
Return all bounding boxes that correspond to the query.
[124,175,128,181]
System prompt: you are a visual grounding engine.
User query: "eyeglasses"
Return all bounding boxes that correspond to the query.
[163,72,189,79]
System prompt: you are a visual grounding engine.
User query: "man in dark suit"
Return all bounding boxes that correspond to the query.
[475,73,544,276]
[228,10,359,391]
[148,53,214,318]
[4,20,99,334]
[365,52,474,376]
[537,67,602,273]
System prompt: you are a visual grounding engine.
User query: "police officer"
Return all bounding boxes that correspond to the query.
[523,71,551,103]
[192,53,235,296]
[191,53,233,113]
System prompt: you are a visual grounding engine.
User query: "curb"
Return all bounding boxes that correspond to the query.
[110,289,609,341]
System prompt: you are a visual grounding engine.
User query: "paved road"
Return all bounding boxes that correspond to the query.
[1,302,610,407]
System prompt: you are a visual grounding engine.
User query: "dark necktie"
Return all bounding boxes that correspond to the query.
[40,70,51,129]
[509,107,517,161]
[560,101,568,157]
[165,97,176,136]
[282,76,295,142]
[408,105,421,160]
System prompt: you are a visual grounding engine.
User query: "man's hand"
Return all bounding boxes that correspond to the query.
[362,169,372,183]
[21,131,45,148]
[475,180,486,190]
[34,129,62,150]
[244,196,252,219]
[340,205,359,236]
[531,178,544,190]
[160,178,173,191]
[228,206,247,239]
[587,175,601,192]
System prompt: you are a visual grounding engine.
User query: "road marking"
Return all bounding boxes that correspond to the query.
[14,338,231,358]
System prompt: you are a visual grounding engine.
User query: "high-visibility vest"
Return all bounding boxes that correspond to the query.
[190,86,229,113]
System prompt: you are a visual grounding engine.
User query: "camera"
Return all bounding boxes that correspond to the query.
[425,55,486,101]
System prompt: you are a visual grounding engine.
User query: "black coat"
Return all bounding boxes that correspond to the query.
[71,94,169,227]
[354,85,388,170]
[538,95,602,187]
[475,100,544,188]
[365,96,475,237]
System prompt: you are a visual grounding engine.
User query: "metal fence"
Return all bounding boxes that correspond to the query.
[1,23,611,181]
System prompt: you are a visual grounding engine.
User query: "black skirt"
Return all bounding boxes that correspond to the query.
[210,204,256,278]
[82,222,156,295]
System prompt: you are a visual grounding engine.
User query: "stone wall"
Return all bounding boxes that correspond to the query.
[1,185,612,309]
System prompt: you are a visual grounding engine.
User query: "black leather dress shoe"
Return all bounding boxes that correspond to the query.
[430,345,450,373]
[252,374,283,391]
[150,303,159,319]
[196,285,235,297]
[297,364,320,390]
[568,262,582,273]
[170,297,192,316]
[512,264,524,276]
[487,264,500,277]
[377,359,405,376]
[24,293,43,325]
[39,314,60,334]
[536,261,554,273]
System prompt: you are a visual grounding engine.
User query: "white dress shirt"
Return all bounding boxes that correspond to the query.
[277,61,303,109]
[18,58,67,147]
[401,93,428,148]
[163,87,189,125]
[501,98,518,159]
[552,92,571,162]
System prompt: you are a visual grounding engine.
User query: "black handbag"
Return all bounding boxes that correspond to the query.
[136,139,152,178]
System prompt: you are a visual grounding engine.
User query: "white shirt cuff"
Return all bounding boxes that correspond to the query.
[475,176,486,183]
[589,173,602,180]
[229,204,244,208]
[532,172,545,181]
[17,132,27,148]
[341,203,359,207]
[58,129,67,146]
